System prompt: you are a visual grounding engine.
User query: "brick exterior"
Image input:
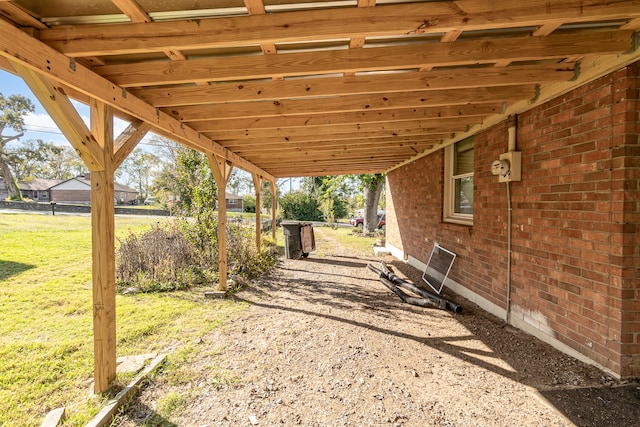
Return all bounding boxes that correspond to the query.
[387,63,640,378]
[51,189,91,203]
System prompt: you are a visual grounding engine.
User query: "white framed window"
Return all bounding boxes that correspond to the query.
[444,136,474,225]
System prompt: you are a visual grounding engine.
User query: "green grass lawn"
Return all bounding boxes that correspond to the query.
[0,213,379,426]
[0,212,247,426]
[318,225,380,255]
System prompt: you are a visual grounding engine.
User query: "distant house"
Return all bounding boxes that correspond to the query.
[1,177,63,201]
[225,193,243,212]
[1,174,138,204]
[19,178,63,202]
[49,173,138,204]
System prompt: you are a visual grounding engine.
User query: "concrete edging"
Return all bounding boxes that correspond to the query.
[84,353,166,427]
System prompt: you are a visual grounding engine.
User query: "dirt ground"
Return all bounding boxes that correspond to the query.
[113,228,640,427]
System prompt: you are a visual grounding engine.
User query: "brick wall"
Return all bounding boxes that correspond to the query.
[51,189,91,203]
[387,64,640,378]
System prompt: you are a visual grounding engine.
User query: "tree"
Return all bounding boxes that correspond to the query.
[171,147,216,215]
[357,173,385,233]
[300,176,350,222]
[117,147,160,200]
[279,190,323,221]
[0,93,35,199]
[9,140,82,181]
[227,169,252,196]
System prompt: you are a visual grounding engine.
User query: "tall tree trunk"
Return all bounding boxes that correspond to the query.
[363,174,384,233]
[0,153,21,200]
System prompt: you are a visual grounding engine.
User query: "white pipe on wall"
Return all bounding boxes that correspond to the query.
[505,115,517,324]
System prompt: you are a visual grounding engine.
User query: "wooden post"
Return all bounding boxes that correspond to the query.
[270,180,277,240]
[207,153,233,291]
[11,61,119,393]
[252,173,262,251]
[90,99,117,393]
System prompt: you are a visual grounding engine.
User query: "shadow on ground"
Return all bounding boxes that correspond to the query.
[539,384,640,426]
[113,401,178,426]
[0,260,36,281]
[250,249,640,427]
[382,258,640,427]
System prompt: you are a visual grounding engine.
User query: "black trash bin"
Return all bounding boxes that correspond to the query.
[282,221,315,259]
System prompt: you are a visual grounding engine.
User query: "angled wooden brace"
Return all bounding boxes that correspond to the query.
[113,120,151,169]
[10,60,104,171]
[206,152,234,291]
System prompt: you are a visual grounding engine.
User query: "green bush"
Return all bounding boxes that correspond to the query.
[243,194,256,213]
[279,190,323,221]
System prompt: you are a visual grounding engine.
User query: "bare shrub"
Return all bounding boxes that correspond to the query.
[116,219,277,294]
[116,222,207,293]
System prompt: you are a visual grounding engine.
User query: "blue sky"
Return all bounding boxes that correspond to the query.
[1,70,74,145]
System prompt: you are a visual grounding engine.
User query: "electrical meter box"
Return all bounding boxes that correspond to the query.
[499,151,522,182]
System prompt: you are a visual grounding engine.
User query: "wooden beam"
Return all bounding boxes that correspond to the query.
[441,30,463,43]
[533,22,563,37]
[252,173,262,251]
[111,0,195,65]
[206,153,233,291]
[265,163,392,177]
[0,19,274,182]
[205,117,483,141]
[38,1,640,57]
[89,98,117,394]
[111,0,151,23]
[247,151,419,163]
[270,180,276,241]
[217,132,451,147]
[188,104,504,132]
[233,142,437,156]
[94,30,632,87]
[220,138,443,154]
[10,61,105,171]
[132,64,574,107]
[113,120,150,169]
[242,0,279,57]
[0,2,47,29]
[389,47,640,172]
[11,59,121,394]
[171,86,534,121]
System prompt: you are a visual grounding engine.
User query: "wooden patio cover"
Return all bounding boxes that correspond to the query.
[1,0,640,393]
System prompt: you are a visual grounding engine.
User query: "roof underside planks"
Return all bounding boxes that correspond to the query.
[0,0,640,177]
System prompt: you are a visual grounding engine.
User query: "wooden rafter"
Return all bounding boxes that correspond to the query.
[2,0,640,178]
[170,86,536,121]
[38,1,640,57]
[131,64,574,107]
[0,18,274,181]
[93,31,632,87]
[187,104,503,132]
